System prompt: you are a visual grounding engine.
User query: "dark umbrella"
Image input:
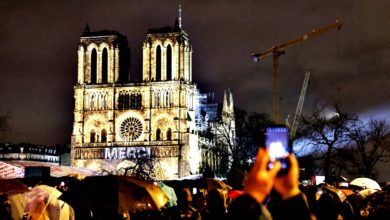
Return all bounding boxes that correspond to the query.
[59,175,169,219]
[164,178,232,192]
[0,179,30,196]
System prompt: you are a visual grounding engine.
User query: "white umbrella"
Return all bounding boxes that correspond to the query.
[358,188,378,198]
[350,177,381,190]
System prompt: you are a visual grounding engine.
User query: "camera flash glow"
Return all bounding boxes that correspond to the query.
[269,141,289,160]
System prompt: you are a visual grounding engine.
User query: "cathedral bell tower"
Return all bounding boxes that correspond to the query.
[76,26,130,85]
[72,26,130,156]
[142,6,192,82]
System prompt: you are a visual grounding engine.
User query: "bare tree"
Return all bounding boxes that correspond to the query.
[346,119,390,178]
[207,110,236,175]
[99,149,160,181]
[298,103,357,176]
[200,107,273,182]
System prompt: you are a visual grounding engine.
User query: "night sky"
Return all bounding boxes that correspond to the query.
[1,0,390,145]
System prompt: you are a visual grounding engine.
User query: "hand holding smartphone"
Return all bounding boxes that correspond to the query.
[265,126,291,176]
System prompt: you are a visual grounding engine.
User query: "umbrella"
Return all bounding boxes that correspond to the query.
[124,176,169,210]
[23,184,64,220]
[227,190,244,199]
[158,181,177,207]
[163,178,232,193]
[0,179,30,196]
[358,189,378,199]
[60,175,169,218]
[8,193,27,220]
[320,183,347,203]
[350,178,381,190]
[24,185,62,219]
[205,178,232,192]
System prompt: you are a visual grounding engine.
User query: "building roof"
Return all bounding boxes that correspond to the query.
[147,17,187,36]
[79,24,126,38]
[81,29,126,38]
[0,161,97,179]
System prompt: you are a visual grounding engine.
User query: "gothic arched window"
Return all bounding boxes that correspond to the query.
[118,93,123,110]
[91,94,95,110]
[130,94,135,109]
[167,128,172,141]
[101,129,107,142]
[126,93,130,109]
[90,130,96,143]
[102,48,108,83]
[170,91,174,107]
[167,45,172,80]
[156,46,161,81]
[156,128,161,141]
[102,94,107,109]
[137,94,142,109]
[91,49,97,84]
[164,91,168,107]
[156,92,160,108]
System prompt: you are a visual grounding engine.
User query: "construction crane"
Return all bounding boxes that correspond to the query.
[252,20,342,123]
[290,70,310,138]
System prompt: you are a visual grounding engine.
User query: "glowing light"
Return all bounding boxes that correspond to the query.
[189,134,201,174]
[85,161,101,171]
[268,141,289,161]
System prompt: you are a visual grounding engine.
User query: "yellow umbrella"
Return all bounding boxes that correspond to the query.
[60,175,169,218]
[205,178,233,191]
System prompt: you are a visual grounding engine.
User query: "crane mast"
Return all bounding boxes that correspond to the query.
[252,20,342,123]
[290,70,310,138]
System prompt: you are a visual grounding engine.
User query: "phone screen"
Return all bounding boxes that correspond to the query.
[265,126,290,162]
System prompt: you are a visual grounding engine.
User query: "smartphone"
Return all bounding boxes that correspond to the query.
[265,126,291,175]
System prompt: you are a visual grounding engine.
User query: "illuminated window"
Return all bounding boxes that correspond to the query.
[91,94,95,110]
[102,48,108,83]
[101,129,107,142]
[170,91,174,107]
[91,49,97,84]
[157,93,160,108]
[166,91,169,107]
[156,128,161,141]
[156,46,161,81]
[167,128,172,141]
[120,117,143,141]
[167,45,172,80]
[102,94,107,109]
[90,130,96,143]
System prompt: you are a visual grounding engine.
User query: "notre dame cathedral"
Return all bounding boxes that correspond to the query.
[71,7,235,179]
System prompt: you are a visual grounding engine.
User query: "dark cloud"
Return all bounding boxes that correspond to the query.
[1,0,389,144]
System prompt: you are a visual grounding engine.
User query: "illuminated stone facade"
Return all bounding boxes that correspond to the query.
[71,14,235,179]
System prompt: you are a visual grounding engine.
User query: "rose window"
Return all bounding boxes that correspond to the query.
[120,117,143,141]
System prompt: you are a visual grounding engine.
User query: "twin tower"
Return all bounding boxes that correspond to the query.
[71,8,234,179]
[76,18,191,85]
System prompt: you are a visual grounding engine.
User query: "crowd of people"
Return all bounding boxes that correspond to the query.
[1,148,389,219]
[151,149,389,220]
